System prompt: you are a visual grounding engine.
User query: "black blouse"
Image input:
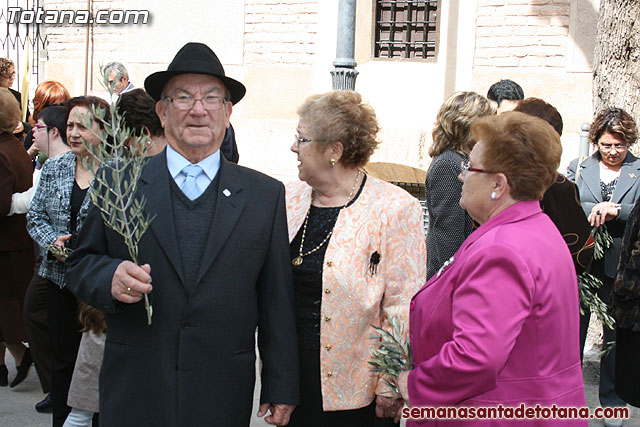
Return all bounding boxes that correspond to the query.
[69,181,88,249]
[290,176,366,350]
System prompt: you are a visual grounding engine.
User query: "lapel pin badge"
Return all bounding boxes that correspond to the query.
[223,189,231,197]
[630,173,636,179]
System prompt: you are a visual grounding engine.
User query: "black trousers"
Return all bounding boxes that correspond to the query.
[24,272,52,393]
[287,348,399,427]
[47,281,81,427]
[579,261,626,408]
[615,326,640,407]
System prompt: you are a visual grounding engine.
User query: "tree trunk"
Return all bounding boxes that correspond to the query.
[593,0,640,150]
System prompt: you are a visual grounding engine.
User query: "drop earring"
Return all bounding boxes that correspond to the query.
[330,158,336,168]
[490,191,497,200]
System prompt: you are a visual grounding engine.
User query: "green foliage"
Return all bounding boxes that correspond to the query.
[369,315,412,398]
[45,243,73,259]
[81,65,155,325]
[578,272,615,331]
[592,224,613,260]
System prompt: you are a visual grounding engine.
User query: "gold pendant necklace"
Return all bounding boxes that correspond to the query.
[292,170,362,266]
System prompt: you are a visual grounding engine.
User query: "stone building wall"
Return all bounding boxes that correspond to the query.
[244,0,317,66]
[475,0,570,68]
[17,0,598,177]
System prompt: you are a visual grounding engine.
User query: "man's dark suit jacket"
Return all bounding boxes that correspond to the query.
[66,150,299,426]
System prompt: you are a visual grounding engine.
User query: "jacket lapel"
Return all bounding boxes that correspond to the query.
[577,155,603,203]
[140,151,186,287]
[612,153,640,203]
[58,153,75,213]
[194,157,246,286]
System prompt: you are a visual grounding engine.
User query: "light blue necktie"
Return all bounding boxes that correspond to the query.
[180,164,204,200]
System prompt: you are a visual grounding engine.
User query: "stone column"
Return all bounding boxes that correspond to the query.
[330,0,358,90]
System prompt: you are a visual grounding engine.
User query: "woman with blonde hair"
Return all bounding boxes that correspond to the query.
[425,91,495,279]
[0,58,30,138]
[286,90,426,426]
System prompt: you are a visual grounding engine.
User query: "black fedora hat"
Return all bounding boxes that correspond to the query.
[144,42,246,104]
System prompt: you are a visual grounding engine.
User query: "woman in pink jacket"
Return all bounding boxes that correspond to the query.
[396,112,587,426]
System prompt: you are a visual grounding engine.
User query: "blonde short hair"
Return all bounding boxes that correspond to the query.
[0,58,14,76]
[0,88,20,133]
[297,90,380,168]
[429,91,496,157]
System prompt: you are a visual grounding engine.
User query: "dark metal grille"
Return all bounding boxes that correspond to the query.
[374,0,438,59]
[2,0,44,95]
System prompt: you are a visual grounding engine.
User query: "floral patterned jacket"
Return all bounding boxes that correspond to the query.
[614,196,640,332]
[285,175,426,410]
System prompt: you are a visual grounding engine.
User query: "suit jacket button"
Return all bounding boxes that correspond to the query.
[410,301,416,311]
[181,321,191,329]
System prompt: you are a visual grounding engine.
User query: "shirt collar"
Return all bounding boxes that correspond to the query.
[166,144,221,180]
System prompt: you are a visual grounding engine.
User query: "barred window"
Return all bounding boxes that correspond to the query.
[374,0,439,60]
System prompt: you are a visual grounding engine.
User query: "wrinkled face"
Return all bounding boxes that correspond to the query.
[108,71,129,94]
[459,140,495,224]
[66,106,102,157]
[598,131,628,168]
[290,116,330,185]
[33,119,52,154]
[0,66,15,88]
[156,74,231,161]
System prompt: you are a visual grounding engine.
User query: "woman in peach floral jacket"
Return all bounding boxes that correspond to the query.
[285,90,426,427]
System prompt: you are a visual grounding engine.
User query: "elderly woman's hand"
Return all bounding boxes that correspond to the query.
[376,394,404,423]
[588,202,620,227]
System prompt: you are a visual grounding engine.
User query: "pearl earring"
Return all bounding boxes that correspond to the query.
[490,191,497,200]
[330,158,336,168]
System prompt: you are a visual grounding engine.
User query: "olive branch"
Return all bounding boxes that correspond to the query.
[592,223,613,260]
[45,243,73,259]
[578,224,616,356]
[80,65,155,325]
[369,315,412,398]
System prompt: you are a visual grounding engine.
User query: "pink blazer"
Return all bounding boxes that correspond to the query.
[286,176,426,410]
[408,200,586,426]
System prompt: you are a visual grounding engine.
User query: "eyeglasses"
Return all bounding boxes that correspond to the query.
[164,94,226,111]
[34,124,53,132]
[599,143,627,152]
[461,160,492,174]
[293,135,315,147]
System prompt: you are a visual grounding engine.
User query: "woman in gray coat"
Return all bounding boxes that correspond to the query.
[566,107,640,418]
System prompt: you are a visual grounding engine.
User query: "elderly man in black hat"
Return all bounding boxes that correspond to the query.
[66,43,299,426]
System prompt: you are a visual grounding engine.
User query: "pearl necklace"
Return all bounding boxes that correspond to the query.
[292,170,362,266]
